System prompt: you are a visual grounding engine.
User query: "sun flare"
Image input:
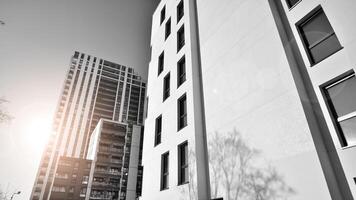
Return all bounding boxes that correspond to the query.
[24,116,52,153]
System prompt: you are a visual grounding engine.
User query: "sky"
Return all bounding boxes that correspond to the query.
[0,0,159,199]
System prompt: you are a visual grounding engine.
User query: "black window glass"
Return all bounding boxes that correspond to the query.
[298,8,342,64]
[286,0,300,8]
[177,1,184,22]
[326,76,356,117]
[165,18,171,39]
[160,6,166,24]
[178,56,186,87]
[158,52,164,75]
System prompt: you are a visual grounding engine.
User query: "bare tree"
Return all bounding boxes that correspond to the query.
[0,98,12,123]
[208,129,295,200]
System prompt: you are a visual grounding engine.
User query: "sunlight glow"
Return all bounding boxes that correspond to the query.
[24,116,52,153]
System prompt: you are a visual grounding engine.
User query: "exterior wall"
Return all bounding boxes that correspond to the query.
[49,157,91,200]
[279,0,356,198]
[31,52,146,200]
[195,0,351,199]
[85,119,142,200]
[141,0,210,199]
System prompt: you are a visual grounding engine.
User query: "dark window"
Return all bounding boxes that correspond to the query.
[177,0,184,23]
[158,52,164,75]
[297,7,342,65]
[163,73,170,101]
[177,56,186,87]
[177,25,185,52]
[155,115,162,146]
[165,18,171,40]
[160,6,166,25]
[324,72,356,147]
[178,94,187,130]
[161,152,169,190]
[286,0,300,8]
[178,141,188,185]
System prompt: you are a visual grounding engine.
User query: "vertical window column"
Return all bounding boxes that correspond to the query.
[163,73,170,101]
[155,115,162,146]
[178,94,187,130]
[178,141,188,185]
[161,152,169,190]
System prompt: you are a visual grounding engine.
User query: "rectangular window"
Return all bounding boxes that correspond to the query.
[160,6,166,25]
[177,25,185,52]
[177,56,186,87]
[178,141,188,185]
[163,73,170,101]
[286,0,300,8]
[297,7,342,65]
[158,52,164,76]
[165,18,171,40]
[161,152,169,190]
[178,94,187,130]
[177,0,184,23]
[324,72,356,147]
[155,115,162,146]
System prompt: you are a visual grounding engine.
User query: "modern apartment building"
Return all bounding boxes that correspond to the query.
[49,157,91,200]
[86,119,143,200]
[30,51,146,200]
[142,0,356,200]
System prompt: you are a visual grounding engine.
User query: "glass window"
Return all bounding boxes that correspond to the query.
[163,73,170,101]
[161,152,169,190]
[165,18,171,40]
[177,0,184,23]
[178,141,188,184]
[298,7,342,65]
[177,25,185,52]
[158,52,164,76]
[178,94,187,130]
[286,0,300,9]
[177,56,186,87]
[324,73,356,147]
[160,6,166,25]
[155,115,162,146]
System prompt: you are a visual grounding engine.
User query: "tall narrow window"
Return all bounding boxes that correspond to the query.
[161,152,169,190]
[163,73,170,101]
[286,0,300,8]
[165,18,171,40]
[178,141,188,185]
[324,72,356,147]
[177,0,184,23]
[160,6,166,25]
[177,56,186,87]
[178,94,187,130]
[297,7,342,65]
[158,52,164,76]
[155,115,162,146]
[177,25,185,52]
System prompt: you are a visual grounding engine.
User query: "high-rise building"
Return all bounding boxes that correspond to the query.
[30,51,146,200]
[85,119,143,200]
[142,0,356,199]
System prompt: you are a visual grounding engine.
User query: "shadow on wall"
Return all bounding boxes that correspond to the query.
[180,129,296,200]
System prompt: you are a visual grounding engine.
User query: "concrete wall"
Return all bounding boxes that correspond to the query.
[196,0,340,199]
[141,0,210,199]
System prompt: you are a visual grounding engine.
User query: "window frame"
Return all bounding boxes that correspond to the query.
[286,0,301,9]
[177,0,184,23]
[158,52,164,76]
[165,18,171,40]
[177,25,185,52]
[178,141,188,185]
[161,151,169,190]
[155,115,162,146]
[160,6,166,25]
[177,56,186,88]
[177,93,187,131]
[163,72,170,101]
[296,6,342,66]
[321,70,356,148]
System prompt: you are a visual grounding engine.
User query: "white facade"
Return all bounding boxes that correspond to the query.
[141,0,210,199]
[143,0,356,200]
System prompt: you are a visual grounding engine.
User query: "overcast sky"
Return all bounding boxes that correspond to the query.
[0,0,158,199]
